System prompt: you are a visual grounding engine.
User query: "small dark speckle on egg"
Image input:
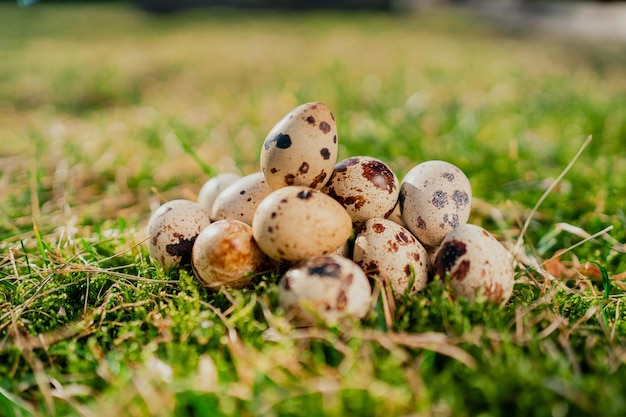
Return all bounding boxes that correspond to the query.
[442,172,455,182]
[452,259,471,281]
[431,190,448,209]
[483,283,504,300]
[436,240,467,277]
[361,160,396,193]
[308,171,327,189]
[297,190,313,200]
[320,148,331,160]
[395,231,412,245]
[319,121,331,134]
[284,174,296,185]
[308,260,342,278]
[452,190,469,207]
[372,222,386,233]
[165,237,196,264]
[336,290,347,310]
[443,213,460,229]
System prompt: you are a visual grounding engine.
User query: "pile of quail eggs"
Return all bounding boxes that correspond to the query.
[147,102,515,324]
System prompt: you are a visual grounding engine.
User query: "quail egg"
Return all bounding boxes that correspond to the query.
[260,102,338,190]
[191,219,266,290]
[353,218,430,298]
[197,173,242,213]
[252,186,353,262]
[434,223,514,303]
[399,160,472,247]
[211,172,272,226]
[147,199,211,270]
[322,156,399,225]
[278,254,372,324]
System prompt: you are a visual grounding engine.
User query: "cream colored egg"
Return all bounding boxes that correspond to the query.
[434,224,514,303]
[322,156,399,225]
[260,102,338,190]
[211,172,272,226]
[278,254,372,324]
[252,186,352,262]
[147,199,211,270]
[197,173,242,213]
[191,220,266,290]
[400,160,472,247]
[353,218,430,298]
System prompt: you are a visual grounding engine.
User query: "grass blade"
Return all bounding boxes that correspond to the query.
[169,121,217,178]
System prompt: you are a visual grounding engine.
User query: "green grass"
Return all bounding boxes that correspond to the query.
[1,3,626,416]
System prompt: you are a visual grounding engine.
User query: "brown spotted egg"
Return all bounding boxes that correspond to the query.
[353,218,430,298]
[434,224,514,303]
[322,156,400,225]
[147,199,211,270]
[278,254,372,324]
[211,172,272,226]
[260,102,338,190]
[399,160,472,247]
[252,186,352,262]
[191,219,266,290]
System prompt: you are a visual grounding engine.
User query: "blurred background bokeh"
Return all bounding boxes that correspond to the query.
[1,0,625,235]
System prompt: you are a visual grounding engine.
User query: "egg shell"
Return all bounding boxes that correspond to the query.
[278,254,372,324]
[147,199,211,270]
[260,102,338,190]
[252,186,353,262]
[191,219,266,290]
[322,156,400,225]
[211,172,272,226]
[399,160,472,247]
[386,202,406,228]
[197,173,242,213]
[331,240,352,258]
[434,223,514,303]
[353,218,430,298]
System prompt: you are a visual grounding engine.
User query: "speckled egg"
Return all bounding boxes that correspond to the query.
[434,224,514,303]
[322,156,400,225]
[191,219,266,290]
[197,173,242,213]
[147,199,211,270]
[211,172,272,226]
[260,102,338,190]
[252,186,352,262]
[353,218,430,298]
[399,160,472,247]
[278,254,372,324]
